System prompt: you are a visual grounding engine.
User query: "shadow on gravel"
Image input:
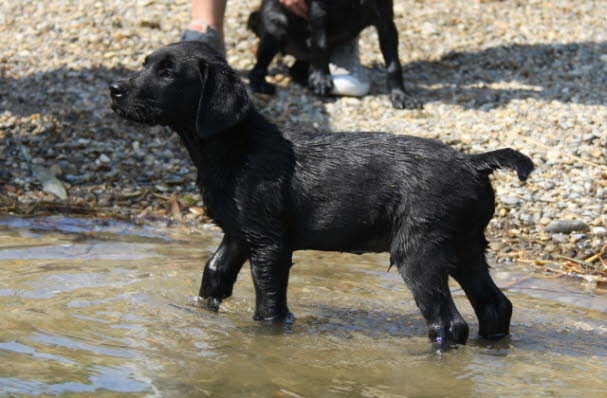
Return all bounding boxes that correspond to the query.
[373,41,607,109]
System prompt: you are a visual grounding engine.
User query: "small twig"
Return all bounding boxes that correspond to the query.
[553,254,595,268]
[518,258,552,265]
[151,192,170,201]
[584,241,607,263]
[543,267,568,276]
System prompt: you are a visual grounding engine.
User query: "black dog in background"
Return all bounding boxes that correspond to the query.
[109,41,534,347]
[247,0,422,109]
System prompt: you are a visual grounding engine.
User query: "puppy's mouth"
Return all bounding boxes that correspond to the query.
[110,99,163,126]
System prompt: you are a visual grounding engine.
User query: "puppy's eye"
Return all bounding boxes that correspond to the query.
[159,68,173,79]
[157,59,175,79]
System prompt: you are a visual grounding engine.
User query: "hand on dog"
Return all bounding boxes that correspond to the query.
[279,0,308,19]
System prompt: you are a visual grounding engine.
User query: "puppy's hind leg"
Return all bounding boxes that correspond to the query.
[191,235,248,312]
[392,241,468,347]
[451,241,512,340]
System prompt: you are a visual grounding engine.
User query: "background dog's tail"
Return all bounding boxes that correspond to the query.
[469,148,535,181]
[247,10,262,36]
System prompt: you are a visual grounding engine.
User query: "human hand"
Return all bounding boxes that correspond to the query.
[279,0,308,19]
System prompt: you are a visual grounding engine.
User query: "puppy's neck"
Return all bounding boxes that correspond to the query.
[173,107,285,172]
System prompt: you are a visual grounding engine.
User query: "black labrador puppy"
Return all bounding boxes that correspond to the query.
[109,41,534,346]
[247,0,422,109]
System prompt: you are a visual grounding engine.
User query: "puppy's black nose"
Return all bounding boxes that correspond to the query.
[109,81,128,99]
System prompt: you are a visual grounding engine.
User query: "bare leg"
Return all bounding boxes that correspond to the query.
[183,0,227,54]
[190,0,227,42]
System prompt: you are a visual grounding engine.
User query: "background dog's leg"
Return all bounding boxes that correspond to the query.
[451,244,513,340]
[194,235,248,311]
[372,5,422,109]
[393,244,469,347]
[289,60,310,86]
[249,33,284,95]
[249,247,293,322]
[307,1,333,96]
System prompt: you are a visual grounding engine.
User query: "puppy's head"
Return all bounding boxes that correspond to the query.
[109,41,250,140]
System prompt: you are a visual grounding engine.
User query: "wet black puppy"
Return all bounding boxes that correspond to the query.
[247,0,421,109]
[109,41,534,346]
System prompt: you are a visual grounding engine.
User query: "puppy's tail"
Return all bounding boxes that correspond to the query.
[247,10,262,36]
[469,148,535,181]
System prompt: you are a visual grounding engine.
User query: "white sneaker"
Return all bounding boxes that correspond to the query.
[329,38,370,97]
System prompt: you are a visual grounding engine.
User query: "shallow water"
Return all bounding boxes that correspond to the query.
[0,216,605,398]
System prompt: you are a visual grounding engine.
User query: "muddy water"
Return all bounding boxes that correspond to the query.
[0,216,606,398]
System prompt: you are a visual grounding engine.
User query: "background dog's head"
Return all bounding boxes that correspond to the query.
[109,41,250,139]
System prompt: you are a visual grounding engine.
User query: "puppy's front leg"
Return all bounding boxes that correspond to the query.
[373,15,422,109]
[307,1,333,96]
[249,246,293,322]
[249,33,283,95]
[191,235,248,311]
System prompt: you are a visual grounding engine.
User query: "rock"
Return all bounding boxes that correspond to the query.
[571,233,586,242]
[551,233,569,243]
[489,241,508,252]
[500,195,522,207]
[49,163,63,176]
[31,165,67,199]
[591,227,607,235]
[539,217,552,225]
[545,220,589,234]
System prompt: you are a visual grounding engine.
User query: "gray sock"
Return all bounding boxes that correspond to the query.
[181,26,225,57]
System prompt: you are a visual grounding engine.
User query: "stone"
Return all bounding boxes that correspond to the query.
[545,220,589,234]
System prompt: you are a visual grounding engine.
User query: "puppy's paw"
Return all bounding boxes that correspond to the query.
[254,311,296,324]
[188,295,221,312]
[250,80,276,95]
[308,69,334,96]
[390,89,422,110]
[428,318,469,348]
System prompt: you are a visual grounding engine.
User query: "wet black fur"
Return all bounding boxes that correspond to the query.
[247,0,422,109]
[109,41,535,347]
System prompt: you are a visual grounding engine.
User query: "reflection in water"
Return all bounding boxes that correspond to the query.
[0,217,606,397]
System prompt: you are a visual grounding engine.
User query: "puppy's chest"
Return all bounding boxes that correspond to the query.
[285,2,374,52]
[324,4,373,41]
[196,175,239,231]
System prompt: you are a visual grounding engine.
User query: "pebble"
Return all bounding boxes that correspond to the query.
[545,220,590,234]
[591,227,607,236]
[552,233,569,243]
[539,217,552,226]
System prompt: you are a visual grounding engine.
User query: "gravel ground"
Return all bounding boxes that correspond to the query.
[0,0,606,281]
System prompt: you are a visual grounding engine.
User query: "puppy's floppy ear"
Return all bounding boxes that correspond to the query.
[196,60,251,140]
